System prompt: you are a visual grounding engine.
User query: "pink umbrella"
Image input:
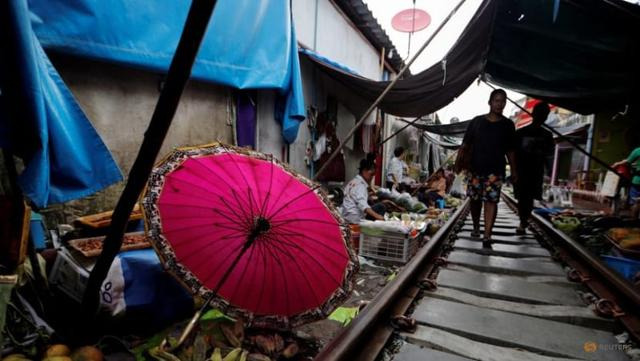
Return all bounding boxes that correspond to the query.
[143,143,357,328]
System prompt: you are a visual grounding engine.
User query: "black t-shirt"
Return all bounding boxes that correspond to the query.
[463,115,516,177]
[516,125,554,178]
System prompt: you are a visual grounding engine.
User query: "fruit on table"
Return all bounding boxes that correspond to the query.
[70,346,103,361]
[428,224,441,236]
[222,348,242,361]
[282,343,299,359]
[609,228,630,242]
[608,228,640,249]
[552,216,580,233]
[45,345,71,358]
[42,357,72,361]
[2,354,31,361]
[620,236,640,250]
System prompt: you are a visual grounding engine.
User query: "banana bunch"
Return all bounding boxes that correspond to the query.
[209,348,248,361]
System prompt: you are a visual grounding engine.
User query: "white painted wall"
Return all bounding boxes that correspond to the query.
[293,0,382,80]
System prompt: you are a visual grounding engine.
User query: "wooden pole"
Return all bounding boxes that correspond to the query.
[81,0,220,320]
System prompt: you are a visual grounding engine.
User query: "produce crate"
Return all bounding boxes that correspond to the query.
[604,235,640,260]
[602,255,640,282]
[359,230,420,263]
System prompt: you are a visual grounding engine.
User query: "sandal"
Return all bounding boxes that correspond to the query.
[470,228,481,238]
[515,226,526,235]
[482,238,493,249]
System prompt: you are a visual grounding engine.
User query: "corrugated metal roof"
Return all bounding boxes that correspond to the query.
[332,0,407,74]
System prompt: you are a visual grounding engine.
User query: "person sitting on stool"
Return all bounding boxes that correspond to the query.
[417,169,447,207]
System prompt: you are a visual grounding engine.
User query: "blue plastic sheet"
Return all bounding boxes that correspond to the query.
[29,0,306,143]
[0,0,123,208]
[119,250,193,330]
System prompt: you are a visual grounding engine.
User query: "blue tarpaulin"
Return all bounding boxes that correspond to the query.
[101,249,193,330]
[0,0,123,208]
[28,0,306,144]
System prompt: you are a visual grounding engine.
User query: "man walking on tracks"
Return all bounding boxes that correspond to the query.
[515,102,554,234]
[459,89,518,246]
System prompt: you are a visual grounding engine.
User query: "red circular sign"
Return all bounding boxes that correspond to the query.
[391,9,431,33]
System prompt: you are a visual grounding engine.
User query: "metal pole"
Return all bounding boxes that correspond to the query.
[551,144,560,186]
[81,0,220,320]
[313,0,468,181]
[483,81,628,180]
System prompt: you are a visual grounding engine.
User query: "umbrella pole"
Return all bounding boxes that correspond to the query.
[80,0,220,323]
[314,0,468,181]
[165,241,254,350]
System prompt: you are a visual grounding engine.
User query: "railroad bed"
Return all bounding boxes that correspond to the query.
[316,197,639,361]
[395,201,630,361]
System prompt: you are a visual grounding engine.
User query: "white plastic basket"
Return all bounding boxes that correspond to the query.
[359,230,420,263]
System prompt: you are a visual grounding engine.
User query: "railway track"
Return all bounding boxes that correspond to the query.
[315,194,640,361]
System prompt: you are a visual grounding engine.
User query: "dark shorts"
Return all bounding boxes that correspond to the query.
[630,184,640,204]
[467,174,503,203]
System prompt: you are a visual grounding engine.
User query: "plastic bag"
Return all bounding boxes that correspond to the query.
[450,174,465,197]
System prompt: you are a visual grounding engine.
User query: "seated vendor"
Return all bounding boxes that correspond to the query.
[417,169,447,207]
[342,159,386,224]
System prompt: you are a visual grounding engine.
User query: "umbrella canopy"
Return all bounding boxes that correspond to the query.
[142,143,357,328]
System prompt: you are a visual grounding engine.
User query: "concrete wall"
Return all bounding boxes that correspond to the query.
[590,112,639,176]
[38,55,233,225]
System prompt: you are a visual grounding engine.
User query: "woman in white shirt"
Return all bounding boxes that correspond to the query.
[386,147,406,189]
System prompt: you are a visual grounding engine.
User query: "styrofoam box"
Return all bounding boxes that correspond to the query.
[49,250,91,303]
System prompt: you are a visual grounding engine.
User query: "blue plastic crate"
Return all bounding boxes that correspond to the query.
[30,211,47,250]
[601,255,640,281]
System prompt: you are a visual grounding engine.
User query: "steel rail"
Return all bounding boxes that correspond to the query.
[314,198,470,361]
[501,192,640,340]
